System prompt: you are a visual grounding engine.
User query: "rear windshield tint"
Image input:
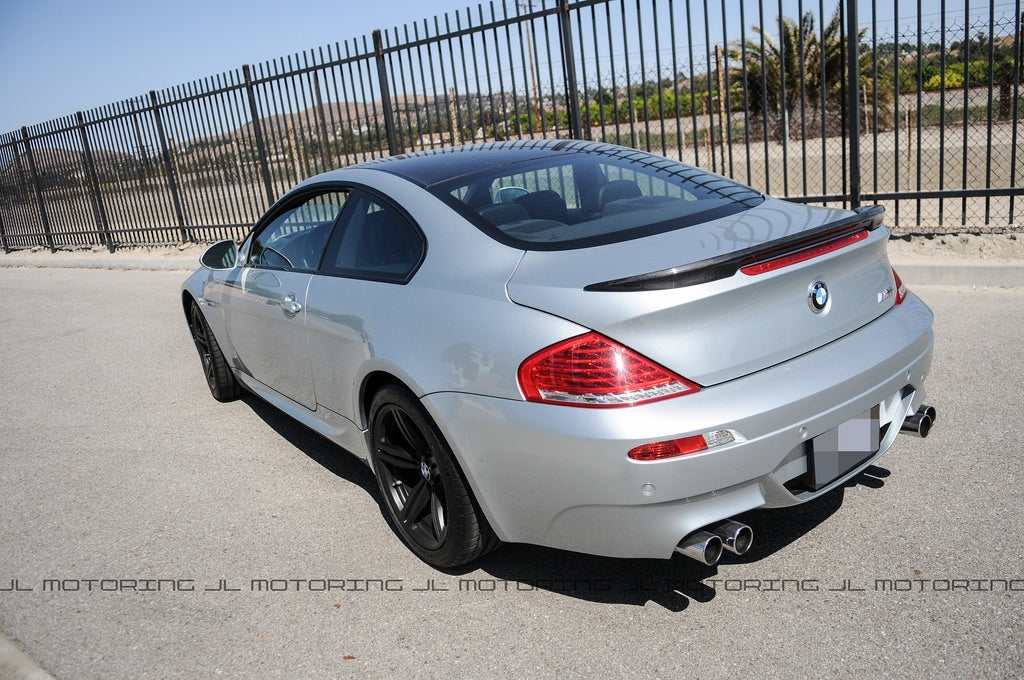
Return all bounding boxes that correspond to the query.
[428,149,764,250]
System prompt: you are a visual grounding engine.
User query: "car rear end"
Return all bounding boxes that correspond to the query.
[415,141,936,562]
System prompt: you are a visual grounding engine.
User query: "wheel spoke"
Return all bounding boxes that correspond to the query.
[392,409,428,453]
[376,441,419,469]
[398,479,430,525]
[427,490,446,541]
[191,315,210,353]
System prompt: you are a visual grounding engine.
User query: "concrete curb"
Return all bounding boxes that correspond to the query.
[888,258,1024,287]
[0,633,56,680]
[0,257,197,272]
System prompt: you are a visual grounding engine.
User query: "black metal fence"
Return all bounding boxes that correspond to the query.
[1,0,1021,252]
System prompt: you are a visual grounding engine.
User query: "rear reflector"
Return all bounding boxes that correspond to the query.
[628,430,736,461]
[892,268,908,305]
[629,435,707,460]
[740,229,869,276]
[518,332,699,407]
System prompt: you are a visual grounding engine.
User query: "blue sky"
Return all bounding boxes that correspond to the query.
[0,0,438,132]
[0,0,1003,134]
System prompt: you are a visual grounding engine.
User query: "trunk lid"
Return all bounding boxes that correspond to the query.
[506,199,896,386]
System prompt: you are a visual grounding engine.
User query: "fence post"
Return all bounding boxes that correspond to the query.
[243,64,276,205]
[20,127,55,252]
[558,0,583,140]
[0,212,9,253]
[76,111,115,252]
[846,0,861,209]
[372,29,401,156]
[312,71,333,169]
[149,91,189,242]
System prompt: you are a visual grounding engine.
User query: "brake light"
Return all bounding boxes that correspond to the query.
[741,229,869,276]
[518,332,700,407]
[892,268,908,305]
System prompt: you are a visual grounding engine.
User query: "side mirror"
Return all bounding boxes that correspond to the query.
[199,239,238,270]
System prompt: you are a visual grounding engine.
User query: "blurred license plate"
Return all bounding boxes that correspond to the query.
[807,406,880,490]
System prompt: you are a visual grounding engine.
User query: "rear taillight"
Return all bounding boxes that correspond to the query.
[892,268,908,305]
[518,332,700,407]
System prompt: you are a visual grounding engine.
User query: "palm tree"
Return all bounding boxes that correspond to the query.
[729,9,885,140]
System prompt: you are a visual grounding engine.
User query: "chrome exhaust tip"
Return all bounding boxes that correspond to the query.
[711,520,754,556]
[675,531,724,566]
[901,404,937,438]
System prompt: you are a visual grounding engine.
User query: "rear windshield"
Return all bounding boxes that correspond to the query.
[428,149,764,250]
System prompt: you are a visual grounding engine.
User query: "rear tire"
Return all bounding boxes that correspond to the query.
[188,300,241,402]
[368,384,498,568]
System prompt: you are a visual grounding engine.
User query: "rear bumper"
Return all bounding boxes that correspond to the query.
[425,292,934,559]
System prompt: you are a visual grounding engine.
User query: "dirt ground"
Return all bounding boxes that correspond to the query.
[886,231,1023,261]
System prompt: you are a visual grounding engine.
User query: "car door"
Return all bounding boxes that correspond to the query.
[224,188,348,410]
[305,189,426,421]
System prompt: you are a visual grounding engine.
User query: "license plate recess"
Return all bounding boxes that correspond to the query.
[806,405,880,491]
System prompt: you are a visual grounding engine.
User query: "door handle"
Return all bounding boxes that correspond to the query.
[280,294,303,316]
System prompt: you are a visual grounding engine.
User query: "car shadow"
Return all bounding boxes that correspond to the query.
[238,391,891,611]
[239,392,378,497]
[461,485,849,611]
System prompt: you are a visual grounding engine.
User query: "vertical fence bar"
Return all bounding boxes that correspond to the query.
[312,70,333,169]
[756,0,769,187]
[915,1,924,223]
[938,0,947,227]
[782,0,790,193]
[846,0,860,208]
[559,0,583,139]
[737,0,752,184]
[960,0,970,226]
[639,0,653,150]
[702,0,717,170]
[20,127,55,252]
[149,91,188,242]
[373,29,401,155]
[75,111,114,251]
[541,5,561,137]
[0,212,8,253]
[985,0,997,224]
[1011,5,1022,224]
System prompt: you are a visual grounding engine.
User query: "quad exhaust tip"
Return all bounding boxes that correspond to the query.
[675,521,754,565]
[901,404,937,438]
[711,520,754,556]
[675,531,724,566]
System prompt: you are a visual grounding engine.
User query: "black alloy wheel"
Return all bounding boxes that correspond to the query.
[189,301,241,402]
[369,385,497,568]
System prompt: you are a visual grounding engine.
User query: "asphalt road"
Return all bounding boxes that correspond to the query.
[0,268,1022,679]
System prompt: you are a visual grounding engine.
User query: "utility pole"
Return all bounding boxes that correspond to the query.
[521,1,542,133]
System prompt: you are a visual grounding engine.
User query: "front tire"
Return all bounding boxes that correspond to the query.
[368,385,498,568]
[188,300,241,402]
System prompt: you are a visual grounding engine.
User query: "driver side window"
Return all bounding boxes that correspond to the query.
[247,190,348,271]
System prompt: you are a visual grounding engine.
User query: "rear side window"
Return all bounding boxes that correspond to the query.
[430,149,763,250]
[321,191,425,283]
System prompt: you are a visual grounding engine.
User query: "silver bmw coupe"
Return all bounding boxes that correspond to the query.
[183,140,936,568]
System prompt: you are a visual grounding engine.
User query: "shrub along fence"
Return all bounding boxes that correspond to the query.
[1,0,1021,252]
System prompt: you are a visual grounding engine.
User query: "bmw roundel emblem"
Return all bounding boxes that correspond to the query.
[808,280,829,313]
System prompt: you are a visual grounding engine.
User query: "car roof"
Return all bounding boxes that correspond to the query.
[356,139,648,187]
